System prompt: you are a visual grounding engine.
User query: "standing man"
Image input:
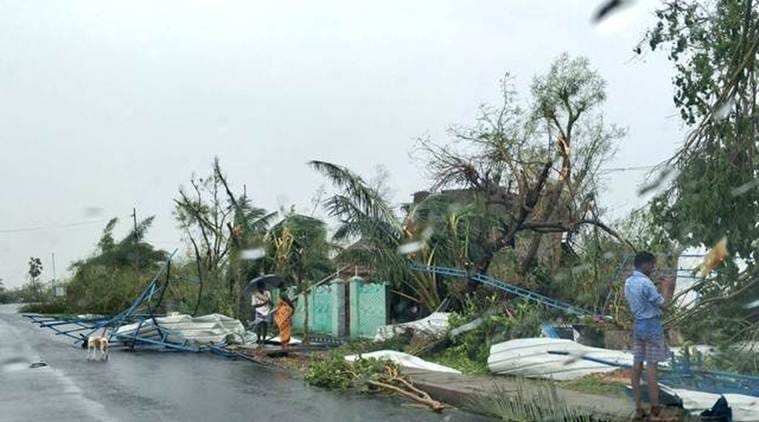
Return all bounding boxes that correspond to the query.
[252,282,273,347]
[624,252,673,420]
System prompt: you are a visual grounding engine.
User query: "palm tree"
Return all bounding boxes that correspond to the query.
[310,160,479,313]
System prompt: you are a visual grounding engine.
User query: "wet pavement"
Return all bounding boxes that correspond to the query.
[0,305,490,422]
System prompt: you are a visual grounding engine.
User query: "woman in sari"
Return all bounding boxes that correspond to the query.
[274,291,295,352]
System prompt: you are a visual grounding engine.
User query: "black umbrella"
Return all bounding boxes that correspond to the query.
[241,274,288,295]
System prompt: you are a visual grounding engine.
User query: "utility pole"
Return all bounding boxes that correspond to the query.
[51,252,60,297]
[51,252,56,286]
[132,208,138,235]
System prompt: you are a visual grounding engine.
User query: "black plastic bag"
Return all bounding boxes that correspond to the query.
[699,395,732,422]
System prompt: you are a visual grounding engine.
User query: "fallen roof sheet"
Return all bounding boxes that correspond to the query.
[374,312,450,341]
[115,313,246,345]
[345,350,461,374]
[488,338,633,381]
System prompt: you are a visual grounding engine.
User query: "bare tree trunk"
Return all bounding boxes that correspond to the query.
[521,175,569,273]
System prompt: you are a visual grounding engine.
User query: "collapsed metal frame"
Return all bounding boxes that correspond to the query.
[24,250,242,359]
[548,350,759,398]
[411,262,759,396]
[410,263,596,317]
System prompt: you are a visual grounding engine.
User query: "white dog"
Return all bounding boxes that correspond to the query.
[82,332,109,361]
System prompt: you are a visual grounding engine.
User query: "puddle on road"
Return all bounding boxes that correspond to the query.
[1,356,30,372]
[1,356,48,372]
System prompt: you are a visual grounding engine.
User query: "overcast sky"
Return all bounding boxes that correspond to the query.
[0,0,684,287]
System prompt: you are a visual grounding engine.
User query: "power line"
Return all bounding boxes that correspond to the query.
[600,165,657,173]
[0,217,118,234]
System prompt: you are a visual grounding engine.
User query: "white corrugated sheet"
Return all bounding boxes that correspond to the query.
[489,338,759,420]
[115,313,246,345]
[345,350,461,374]
[374,312,450,341]
[488,338,633,381]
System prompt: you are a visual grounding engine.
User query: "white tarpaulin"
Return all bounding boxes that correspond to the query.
[374,312,450,341]
[345,350,461,374]
[115,313,246,345]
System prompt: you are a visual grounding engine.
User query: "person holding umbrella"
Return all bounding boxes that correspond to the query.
[251,282,273,347]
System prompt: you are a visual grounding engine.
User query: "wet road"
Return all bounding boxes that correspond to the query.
[0,305,489,422]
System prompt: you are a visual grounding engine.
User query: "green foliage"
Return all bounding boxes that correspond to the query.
[0,287,17,304]
[22,217,171,315]
[65,267,156,314]
[19,299,69,314]
[703,345,759,376]
[333,336,410,357]
[312,54,624,313]
[267,213,333,286]
[6,281,43,304]
[27,257,43,280]
[426,300,544,374]
[75,217,167,271]
[304,355,395,391]
[311,160,446,312]
[644,0,759,262]
[426,347,489,375]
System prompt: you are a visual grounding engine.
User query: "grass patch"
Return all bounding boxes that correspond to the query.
[425,348,489,375]
[473,379,613,421]
[560,373,628,398]
[19,300,70,315]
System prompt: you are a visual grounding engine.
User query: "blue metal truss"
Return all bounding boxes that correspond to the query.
[409,263,595,317]
[547,350,759,397]
[24,250,241,358]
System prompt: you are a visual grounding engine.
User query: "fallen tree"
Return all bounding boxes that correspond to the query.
[304,355,445,412]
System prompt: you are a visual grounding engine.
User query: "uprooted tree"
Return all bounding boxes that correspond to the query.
[418,53,627,277]
[312,54,628,313]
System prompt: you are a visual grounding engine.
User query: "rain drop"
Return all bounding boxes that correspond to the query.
[713,96,735,121]
[240,248,265,261]
[83,207,104,217]
[730,179,759,197]
[638,167,679,196]
[397,241,423,255]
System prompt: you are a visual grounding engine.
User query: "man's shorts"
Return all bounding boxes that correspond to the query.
[253,311,272,325]
[632,318,670,364]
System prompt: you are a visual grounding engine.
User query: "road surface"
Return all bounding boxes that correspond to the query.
[0,304,489,422]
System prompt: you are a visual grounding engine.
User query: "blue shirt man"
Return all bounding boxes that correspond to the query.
[625,270,664,320]
[623,251,671,419]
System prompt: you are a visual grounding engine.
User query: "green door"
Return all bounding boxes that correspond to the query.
[349,279,387,338]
